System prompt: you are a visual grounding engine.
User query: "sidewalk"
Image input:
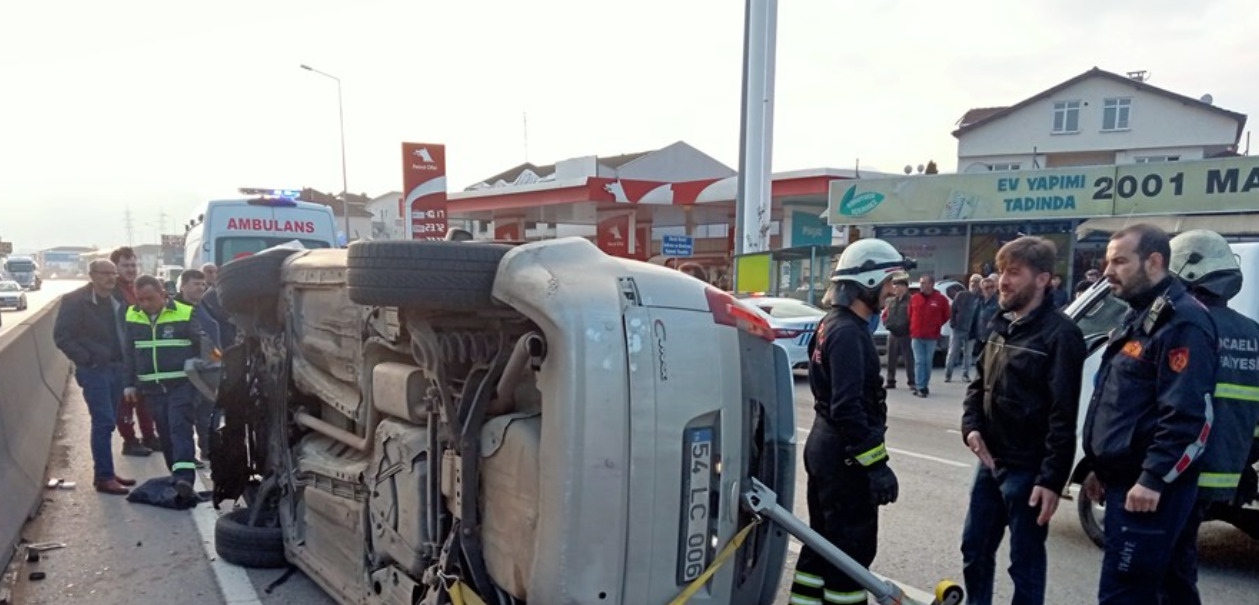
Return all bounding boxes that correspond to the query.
[7,380,221,604]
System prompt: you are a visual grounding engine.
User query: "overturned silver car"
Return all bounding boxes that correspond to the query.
[204,237,796,605]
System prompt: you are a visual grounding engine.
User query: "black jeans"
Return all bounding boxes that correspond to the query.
[885,334,915,388]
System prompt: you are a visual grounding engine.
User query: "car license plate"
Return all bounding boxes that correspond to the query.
[679,427,714,583]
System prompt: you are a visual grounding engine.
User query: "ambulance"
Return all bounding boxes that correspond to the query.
[183,189,340,268]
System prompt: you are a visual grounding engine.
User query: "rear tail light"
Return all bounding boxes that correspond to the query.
[705,287,775,342]
[773,328,804,339]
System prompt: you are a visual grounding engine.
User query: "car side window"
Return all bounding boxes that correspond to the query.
[1075,291,1130,339]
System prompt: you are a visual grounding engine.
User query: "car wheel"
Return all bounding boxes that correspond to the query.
[1077,492,1106,548]
[346,240,511,309]
[214,508,287,568]
[216,249,301,315]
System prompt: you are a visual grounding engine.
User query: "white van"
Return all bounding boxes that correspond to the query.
[183,190,339,268]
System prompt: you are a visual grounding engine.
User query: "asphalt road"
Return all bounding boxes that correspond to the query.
[7,344,1259,603]
[0,279,83,335]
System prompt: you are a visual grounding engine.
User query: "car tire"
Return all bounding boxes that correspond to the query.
[215,508,287,568]
[1077,492,1106,549]
[346,240,511,309]
[216,249,301,315]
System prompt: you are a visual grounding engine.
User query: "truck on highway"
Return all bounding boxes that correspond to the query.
[198,236,798,605]
[2,256,42,291]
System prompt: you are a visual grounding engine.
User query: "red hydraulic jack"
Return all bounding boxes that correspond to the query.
[742,479,964,605]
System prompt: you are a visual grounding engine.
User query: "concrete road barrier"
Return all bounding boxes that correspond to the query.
[0,301,71,572]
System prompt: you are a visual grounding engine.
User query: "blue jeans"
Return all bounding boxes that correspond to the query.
[945,333,975,380]
[145,381,199,483]
[911,338,936,390]
[74,364,126,482]
[1098,478,1199,605]
[961,465,1047,605]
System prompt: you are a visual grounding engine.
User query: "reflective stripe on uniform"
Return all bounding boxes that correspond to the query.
[137,370,188,382]
[824,589,867,604]
[172,461,199,472]
[134,339,193,349]
[1254,424,1259,438]
[789,595,823,605]
[1163,393,1214,484]
[1216,382,1259,402]
[1199,472,1241,489]
[793,572,825,588]
[854,443,888,467]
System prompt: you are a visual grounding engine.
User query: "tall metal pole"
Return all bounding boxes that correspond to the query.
[300,64,351,237]
[734,0,778,256]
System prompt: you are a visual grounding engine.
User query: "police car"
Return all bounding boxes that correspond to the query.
[205,237,797,605]
[741,296,827,369]
[1066,242,1259,547]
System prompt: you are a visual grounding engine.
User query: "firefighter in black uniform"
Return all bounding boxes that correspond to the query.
[1163,229,1259,605]
[1080,224,1217,605]
[790,238,912,605]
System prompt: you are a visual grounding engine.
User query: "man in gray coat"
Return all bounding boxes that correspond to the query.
[946,274,983,382]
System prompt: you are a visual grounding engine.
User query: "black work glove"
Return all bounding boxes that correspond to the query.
[867,464,899,506]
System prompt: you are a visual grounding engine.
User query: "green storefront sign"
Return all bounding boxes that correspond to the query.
[828,156,1259,225]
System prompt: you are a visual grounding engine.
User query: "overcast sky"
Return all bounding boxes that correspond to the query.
[2,0,1256,252]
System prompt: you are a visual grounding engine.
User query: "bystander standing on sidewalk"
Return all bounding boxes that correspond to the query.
[52,260,138,495]
[110,246,160,457]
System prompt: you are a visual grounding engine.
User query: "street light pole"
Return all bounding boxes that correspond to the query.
[300,64,351,238]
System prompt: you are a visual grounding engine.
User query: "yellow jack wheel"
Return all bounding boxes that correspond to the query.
[933,580,964,605]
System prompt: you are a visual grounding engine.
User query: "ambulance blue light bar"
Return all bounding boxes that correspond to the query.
[239,187,301,198]
[239,187,301,206]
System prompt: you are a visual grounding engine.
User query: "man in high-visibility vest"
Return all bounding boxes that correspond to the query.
[1162,229,1259,605]
[122,274,201,496]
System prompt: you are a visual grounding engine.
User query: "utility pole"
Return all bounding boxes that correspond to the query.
[734,0,778,256]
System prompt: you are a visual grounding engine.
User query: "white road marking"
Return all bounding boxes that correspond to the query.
[797,427,970,468]
[192,471,264,605]
[786,539,938,603]
[945,428,962,435]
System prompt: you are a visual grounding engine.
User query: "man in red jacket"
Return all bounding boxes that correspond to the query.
[909,274,950,397]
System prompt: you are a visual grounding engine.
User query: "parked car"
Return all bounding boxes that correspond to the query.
[0,281,28,311]
[200,237,797,605]
[741,296,827,370]
[1065,242,1259,547]
[872,279,964,364]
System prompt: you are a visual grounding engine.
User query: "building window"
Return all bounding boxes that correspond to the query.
[1134,155,1180,163]
[1052,100,1081,133]
[987,163,1021,171]
[1102,98,1131,131]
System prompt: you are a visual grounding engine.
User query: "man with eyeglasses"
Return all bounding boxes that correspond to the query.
[52,260,137,495]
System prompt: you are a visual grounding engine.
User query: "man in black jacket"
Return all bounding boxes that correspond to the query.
[52,260,138,495]
[960,237,1085,605]
[1081,224,1216,605]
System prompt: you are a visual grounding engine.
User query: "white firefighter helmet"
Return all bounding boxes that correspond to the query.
[1170,229,1238,282]
[1170,229,1242,300]
[831,238,913,288]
